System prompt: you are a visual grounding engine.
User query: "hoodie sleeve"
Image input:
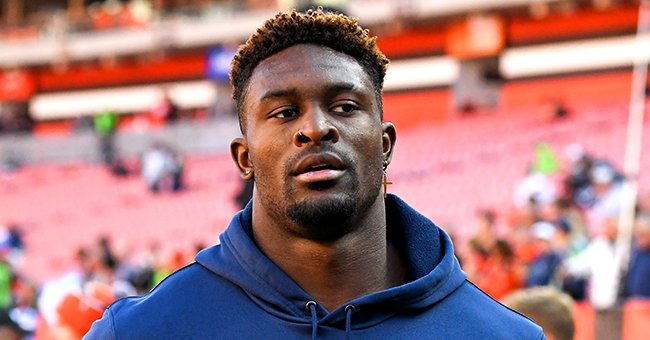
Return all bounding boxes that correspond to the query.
[82,308,116,340]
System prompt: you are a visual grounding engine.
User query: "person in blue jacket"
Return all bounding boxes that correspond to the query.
[85,9,544,339]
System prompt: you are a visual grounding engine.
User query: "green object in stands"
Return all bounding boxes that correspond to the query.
[93,111,118,135]
[0,262,12,308]
[534,142,559,175]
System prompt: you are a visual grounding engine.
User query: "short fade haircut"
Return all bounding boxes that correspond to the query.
[502,287,575,340]
[229,9,390,132]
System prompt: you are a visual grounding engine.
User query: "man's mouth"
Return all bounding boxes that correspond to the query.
[303,163,335,173]
[292,153,346,183]
[296,168,344,182]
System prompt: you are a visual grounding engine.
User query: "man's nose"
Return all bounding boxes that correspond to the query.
[293,106,340,146]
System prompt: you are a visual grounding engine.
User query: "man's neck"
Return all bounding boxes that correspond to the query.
[252,198,405,312]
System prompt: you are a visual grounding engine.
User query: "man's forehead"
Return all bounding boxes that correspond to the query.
[246,44,372,96]
[255,44,361,75]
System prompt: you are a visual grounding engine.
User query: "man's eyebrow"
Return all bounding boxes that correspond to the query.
[259,82,362,102]
[326,82,358,94]
[260,88,298,102]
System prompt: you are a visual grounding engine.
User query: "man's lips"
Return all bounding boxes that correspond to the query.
[291,153,346,182]
[295,169,344,182]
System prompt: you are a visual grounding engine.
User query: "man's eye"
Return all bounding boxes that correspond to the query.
[331,103,359,114]
[274,109,298,119]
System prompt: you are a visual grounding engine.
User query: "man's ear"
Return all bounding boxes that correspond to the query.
[230,137,254,180]
[381,122,397,165]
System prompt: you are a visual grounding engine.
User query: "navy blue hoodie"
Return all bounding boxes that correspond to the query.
[85,195,543,339]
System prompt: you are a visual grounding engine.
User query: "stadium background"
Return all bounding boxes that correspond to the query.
[0,0,649,338]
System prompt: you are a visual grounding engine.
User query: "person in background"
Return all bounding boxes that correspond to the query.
[586,163,623,236]
[0,308,26,340]
[93,109,119,166]
[468,239,523,301]
[149,90,179,128]
[532,142,559,176]
[140,141,184,193]
[503,286,575,340]
[625,212,650,299]
[0,246,13,310]
[564,217,622,340]
[563,144,594,208]
[525,221,563,288]
[469,209,498,255]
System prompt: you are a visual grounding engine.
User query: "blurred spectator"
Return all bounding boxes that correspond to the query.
[503,286,575,340]
[540,198,588,257]
[0,223,25,270]
[149,90,180,128]
[563,144,594,207]
[141,141,184,193]
[0,308,26,340]
[0,102,33,134]
[525,221,562,288]
[565,217,621,309]
[0,252,13,310]
[638,191,650,213]
[9,276,37,337]
[532,142,559,175]
[37,247,96,338]
[0,152,22,176]
[145,244,190,288]
[586,163,624,236]
[513,167,557,209]
[625,212,650,299]
[36,239,139,338]
[539,98,571,123]
[468,239,523,300]
[93,109,119,166]
[73,113,95,132]
[469,209,498,255]
[111,241,154,295]
[549,99,570,120]
[98,236,117,272]
[464,210,498,286]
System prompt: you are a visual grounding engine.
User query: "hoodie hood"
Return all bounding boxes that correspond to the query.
[195,194,467,329]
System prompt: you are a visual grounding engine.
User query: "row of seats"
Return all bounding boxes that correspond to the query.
[1,95,648,283]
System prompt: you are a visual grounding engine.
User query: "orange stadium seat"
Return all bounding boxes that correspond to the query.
[622,299,650,340]
[573,301,596,340]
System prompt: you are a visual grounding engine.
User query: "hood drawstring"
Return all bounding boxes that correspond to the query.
[306,301,318,340]
[344,304,355,340]
[305,301,355,339]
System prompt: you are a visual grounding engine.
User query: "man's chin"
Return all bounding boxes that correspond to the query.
[286,193,357,240]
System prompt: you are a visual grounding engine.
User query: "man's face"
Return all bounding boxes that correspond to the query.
[231,44,395,240]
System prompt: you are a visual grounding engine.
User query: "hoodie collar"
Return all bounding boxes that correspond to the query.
[196,194,467,328]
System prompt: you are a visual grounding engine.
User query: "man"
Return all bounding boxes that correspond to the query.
[85,9,543,339]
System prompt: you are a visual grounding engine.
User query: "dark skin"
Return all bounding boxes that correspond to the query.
[231,44,403,312]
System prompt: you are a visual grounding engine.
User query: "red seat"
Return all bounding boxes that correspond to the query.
[573,301,595,340]
[622,299,650,340]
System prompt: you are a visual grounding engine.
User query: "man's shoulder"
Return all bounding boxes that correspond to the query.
[443,280,544,337]
[113,262,236,313]
[86,262,246,338]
